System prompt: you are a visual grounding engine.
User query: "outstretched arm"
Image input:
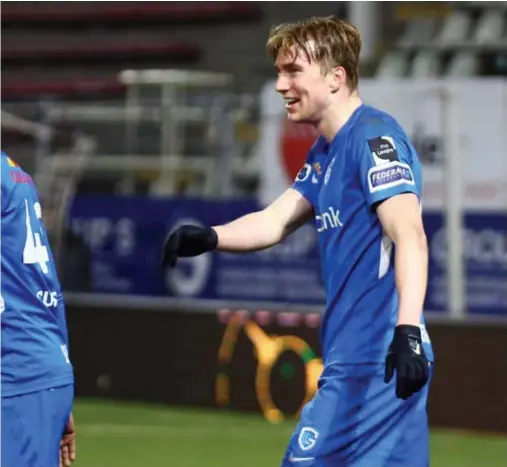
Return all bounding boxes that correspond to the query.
[214,188,313,253]
[162,188,313,266]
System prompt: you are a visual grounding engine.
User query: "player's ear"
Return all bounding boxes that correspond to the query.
[329,66,346,94]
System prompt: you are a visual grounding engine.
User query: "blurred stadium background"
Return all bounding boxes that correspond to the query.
[2,1,506,466]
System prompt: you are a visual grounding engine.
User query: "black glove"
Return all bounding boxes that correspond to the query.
[384,325,430,400]
[161,225,218,267]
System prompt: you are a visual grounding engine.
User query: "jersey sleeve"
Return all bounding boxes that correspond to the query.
[291,161,314,199]
[290,138,321,204]
[357,130,420,207]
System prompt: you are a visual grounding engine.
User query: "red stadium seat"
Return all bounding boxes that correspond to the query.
[2,41,202,66]
[1,79,126,100]
[1,124,74,144]
[0,2,262,100]
[1,2,262,27]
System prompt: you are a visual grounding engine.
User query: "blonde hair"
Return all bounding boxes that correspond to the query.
[266,16,362,90]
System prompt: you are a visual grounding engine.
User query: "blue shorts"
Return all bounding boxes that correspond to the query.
[1,384,74,467]
[281,363,432,467]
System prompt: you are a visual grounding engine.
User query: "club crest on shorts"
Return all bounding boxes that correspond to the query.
[298,427,319,451]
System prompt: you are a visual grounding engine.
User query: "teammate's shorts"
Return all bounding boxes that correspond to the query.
[1,384,74,467]
[281,363,432,467]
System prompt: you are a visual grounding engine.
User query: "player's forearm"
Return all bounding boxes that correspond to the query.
[213,209,286,253]
[393,228,428,326]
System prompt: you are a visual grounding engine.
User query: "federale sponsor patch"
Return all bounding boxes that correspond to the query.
[368,161,415,193]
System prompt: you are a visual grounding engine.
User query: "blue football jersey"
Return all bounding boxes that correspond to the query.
[292,105,434,364]
[1,152,74,397]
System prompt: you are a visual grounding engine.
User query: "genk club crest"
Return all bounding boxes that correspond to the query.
[298,427,319,451]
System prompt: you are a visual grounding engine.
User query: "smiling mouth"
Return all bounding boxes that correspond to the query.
[285,98,300,109]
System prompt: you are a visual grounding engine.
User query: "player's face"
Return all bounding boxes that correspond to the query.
[275,45,334,124]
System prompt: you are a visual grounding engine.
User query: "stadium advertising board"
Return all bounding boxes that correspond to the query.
[69,196,506,316]
[66,304,507,433]
[69,196,325,305]
[216,308,322,423]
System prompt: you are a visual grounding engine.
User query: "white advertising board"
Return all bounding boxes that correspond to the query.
[257,78,507,212]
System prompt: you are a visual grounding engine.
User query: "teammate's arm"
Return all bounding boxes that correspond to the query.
[161,188,313,266]
[376,193,428,326]
[59,412,76,467]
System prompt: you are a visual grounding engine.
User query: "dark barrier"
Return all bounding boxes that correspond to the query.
[67,303,507,433]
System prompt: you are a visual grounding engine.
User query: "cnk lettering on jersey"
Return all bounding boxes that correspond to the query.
[315,207,343,233]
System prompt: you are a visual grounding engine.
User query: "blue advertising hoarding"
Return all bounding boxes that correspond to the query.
[68,195,506,316]
[424,212,507,315]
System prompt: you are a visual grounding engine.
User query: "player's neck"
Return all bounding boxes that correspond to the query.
[317,92,363,143]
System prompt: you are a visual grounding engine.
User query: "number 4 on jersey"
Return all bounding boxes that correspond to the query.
[23,200,50,274]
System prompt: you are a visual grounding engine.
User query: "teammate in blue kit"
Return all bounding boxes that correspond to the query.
[1,152,76,467]
[162,16,433,467]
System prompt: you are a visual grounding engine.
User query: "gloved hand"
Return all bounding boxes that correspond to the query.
[161,225,218,267]
[384,325,430,400]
